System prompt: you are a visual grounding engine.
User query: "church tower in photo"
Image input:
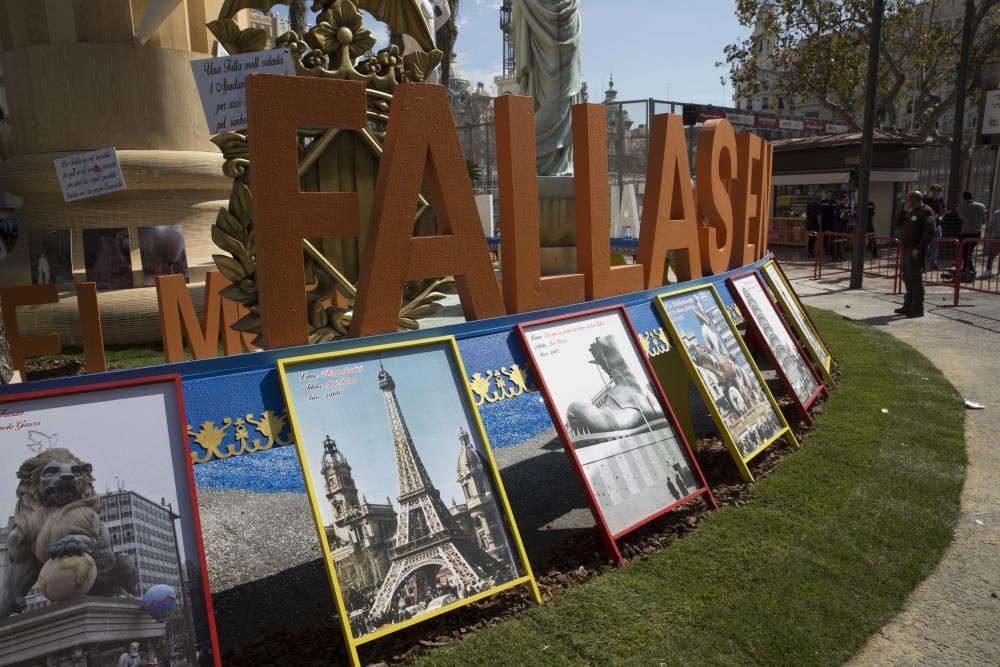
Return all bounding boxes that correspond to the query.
[455,427,512,565]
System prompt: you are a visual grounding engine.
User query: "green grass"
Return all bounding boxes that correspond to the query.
[416,309,966,666]
[39,343,196,371]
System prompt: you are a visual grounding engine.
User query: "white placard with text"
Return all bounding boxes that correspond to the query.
[190,48,295,134]
[54,148,126,203]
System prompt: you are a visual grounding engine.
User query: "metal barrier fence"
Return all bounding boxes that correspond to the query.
[957,238,1000,299]
[814,232,902,293]
[922,237,961,305]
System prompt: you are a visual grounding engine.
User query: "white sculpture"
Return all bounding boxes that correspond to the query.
[512,0,583,176]
[402,0,452,84]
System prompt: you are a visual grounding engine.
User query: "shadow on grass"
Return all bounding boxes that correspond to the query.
[415,308,966,666]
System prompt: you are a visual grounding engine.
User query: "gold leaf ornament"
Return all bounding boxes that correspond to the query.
[207,19,268,54]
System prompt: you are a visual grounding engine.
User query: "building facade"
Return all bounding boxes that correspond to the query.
[0,489,186,613]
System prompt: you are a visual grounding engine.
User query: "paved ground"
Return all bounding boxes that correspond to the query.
[783,266,1000,667]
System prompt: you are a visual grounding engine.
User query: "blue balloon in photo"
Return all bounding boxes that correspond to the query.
[142,584,177,622]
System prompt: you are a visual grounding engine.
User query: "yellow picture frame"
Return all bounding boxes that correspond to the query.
[760,259,837,387]
[654,284,799,483]
[277,335,542,667]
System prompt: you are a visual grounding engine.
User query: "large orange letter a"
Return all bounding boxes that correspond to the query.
[351,84,506,336]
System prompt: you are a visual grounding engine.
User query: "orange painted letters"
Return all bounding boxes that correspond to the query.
[637,113,702,285]
[573,104,644,298]
[350,84,506,336]
[495,96,585,312]
[695,119,737,275]
[247,73,366,348]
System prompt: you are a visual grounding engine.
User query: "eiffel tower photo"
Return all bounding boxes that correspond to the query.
[366,360,511,625]
[287,345,521,639]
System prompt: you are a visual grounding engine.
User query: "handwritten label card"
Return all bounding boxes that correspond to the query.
[54,148,126,203]
[190,48,295,134]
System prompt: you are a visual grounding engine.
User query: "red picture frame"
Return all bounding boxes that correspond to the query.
[517,305,717,565]
[0,375,221,667]
[727,271,826,425]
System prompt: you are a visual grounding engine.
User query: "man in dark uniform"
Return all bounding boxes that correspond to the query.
[805,197,821,257]
[819,192,838,259]
[896,191,936,318]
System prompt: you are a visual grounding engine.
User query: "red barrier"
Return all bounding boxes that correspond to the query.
[814,232,902,293]
[956,237,1000,298]
[923,238,961,306]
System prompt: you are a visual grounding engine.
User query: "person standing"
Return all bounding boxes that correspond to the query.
[37,252,50,284]
[923,184,945,270]
[805,197,821,257]
[831,194,850,260]
[896,191,936,318]
[866,200,878,258]
[819,191,838,259]
[957,191,987,276]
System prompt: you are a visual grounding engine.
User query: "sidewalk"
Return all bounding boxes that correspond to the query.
[784,267,1000,666]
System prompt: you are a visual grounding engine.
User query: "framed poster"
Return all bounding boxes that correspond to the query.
[728,271,825,424]
[0,376,220,667]
[82,227,133,291]
[138,225,189,287]
[277,336,540,667]
[761,259,836,386]
[655,285,798,482]
[517,306,716,565]
[28,229,74,289]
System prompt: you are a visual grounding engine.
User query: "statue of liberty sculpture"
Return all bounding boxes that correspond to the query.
[512,0,583,176]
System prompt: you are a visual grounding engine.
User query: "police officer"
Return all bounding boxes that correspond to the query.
[896,191,935,318]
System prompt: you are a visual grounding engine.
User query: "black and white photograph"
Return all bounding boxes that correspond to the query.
[82,228,133,291]
[659,287,785,459]
[731,274,821,406]
[0,379,217,667]
[28,229,73,289]
[138,225,189,287]
[280,341,526,641]
[521,309,703,537]
[762,262,832,372]
[0,218,18,265]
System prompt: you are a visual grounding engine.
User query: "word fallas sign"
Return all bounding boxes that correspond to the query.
[3,74,774,369]
[247,74,774,349]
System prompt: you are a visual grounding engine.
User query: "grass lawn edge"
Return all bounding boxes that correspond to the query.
[411,308,967,666]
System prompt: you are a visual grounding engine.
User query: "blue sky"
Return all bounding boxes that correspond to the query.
[274,1,744,106]
[283,342,486,526]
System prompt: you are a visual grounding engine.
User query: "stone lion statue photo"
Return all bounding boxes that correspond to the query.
[0,448,139,617]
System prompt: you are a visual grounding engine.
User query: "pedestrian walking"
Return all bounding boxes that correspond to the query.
[923,184,945,270]
[896,191,935,318]
[957,191,987,276]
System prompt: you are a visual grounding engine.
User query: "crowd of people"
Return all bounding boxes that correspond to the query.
[804,191,878,260]
[802,187,999,271]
